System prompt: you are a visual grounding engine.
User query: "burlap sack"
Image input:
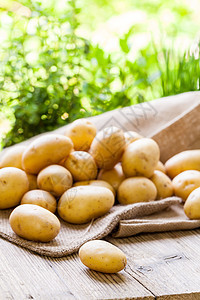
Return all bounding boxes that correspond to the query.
[0,91,200,257]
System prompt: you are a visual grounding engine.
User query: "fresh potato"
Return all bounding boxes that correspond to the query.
[0,167,29,209]
[22,134,73,174]
[172,170,200,202]
[64,151,97,181]
[150,170,173,200]
[79,240,127,273]
[89,126,125,170]
[21,190,57,213]
[122,138,160,178]
[0,146,26,169]
[97,163,125,192]
[124,131,143,147]
[9,204,60,242]
[155,161,166,174]
[73,180,115,195]
[118,177,157,205]
[58,186,114,224]
[165,150,200,179]
[65,119,96,151]
[26,174,38,190]
[184,187,200,219]
[37,165,73,197]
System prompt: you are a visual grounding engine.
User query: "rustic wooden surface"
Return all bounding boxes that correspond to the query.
[1,229,200,299]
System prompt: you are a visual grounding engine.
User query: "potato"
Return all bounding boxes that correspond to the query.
[172,170,200,202]
[89,126,125,170]
[21,190,57,213]
[65,119,96,151]
[184,187,200,219]
[73,180,115,195]
[26,174,38,190]
[118,177,157,205]
[97,163,125,192]
[155,161,166,174]
[0,146,26,169]
[9,204,60,242]
[58,186,114,224]
[79,240,127,273]
[64,151,97,181]
[22,134,73,174]
[37,165,73,197]
[124,131,143,147]
[122,138,160,178]
[150,170,173,199]
[0,167,29,209]
[165,150,200,179]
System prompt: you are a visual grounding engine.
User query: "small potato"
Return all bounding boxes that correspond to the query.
[22,134,73,174]
[0,167,29,209]
[65,119,96,151]
[155,161,166,174]
[118,177,157,205]
[64,151,97,181]
[122,138,160,178]
[26,174,38,190]
[90,126,125,170]
[58,186,114,224]
[21,190,57,213]
[37,165,73,197]
[79,240,127,273]
[184,187,200,219]
[73,180,115,196]
[150,170,174,199]
[9,204,60,242]
[97,163,125,192]
[172,170,200,202]
[165,150,200,179]
[124,131,143,147]
[0,146,26,169]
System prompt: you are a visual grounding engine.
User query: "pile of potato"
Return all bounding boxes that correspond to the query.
[0,118,200,273]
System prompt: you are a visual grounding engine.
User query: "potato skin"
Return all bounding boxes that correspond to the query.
[150,170,174,199]
[65,119,96,151]
[165,150,200,179]
[0,146,26,169]
[64,151,97,181]
[22,134,73,174]
[79,240,127,273]
[122,138,160,178]
[73,180,115,195]
[124,131,143,147]
[89,126,125,170]
[184,187,200,219]
[0,167,29,209]
[26,174,38,190]
[155,161,166,174]
[37,165,73,197]
[172,170,200,202]
[97,163,125,192]
[21,190,57,213]
[118,177,157,205]
[9,204,60,242]
[57,186,115,224]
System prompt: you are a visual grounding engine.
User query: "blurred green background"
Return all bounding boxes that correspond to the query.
[0,0,200,149]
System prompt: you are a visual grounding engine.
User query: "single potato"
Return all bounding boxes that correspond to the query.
[65,119,96,151]
[64,151,97,181]
[79,240,127,273]
[89,126,125,170]
[22,134,73,174]
[155,161,166,174]
[58,186,114,224]
[9,204,60,242]
[184,187,200,219]
[97,163,125,192]
[118,177,157,204]
[21,190,57,213]
[122,138,160,178]
[0,167,29,209]
[26,174,38,190]
[73,179,115,195]
[150,170,173,199]
[0,146,26,169]
[165,150,200,179]
[172,170,200,201]
[124,131,143,147]
[37,165,73,197]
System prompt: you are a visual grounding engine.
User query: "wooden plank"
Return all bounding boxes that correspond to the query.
[107,229,200,299]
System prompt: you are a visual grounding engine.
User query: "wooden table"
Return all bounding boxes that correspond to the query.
[1,229,200,300]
